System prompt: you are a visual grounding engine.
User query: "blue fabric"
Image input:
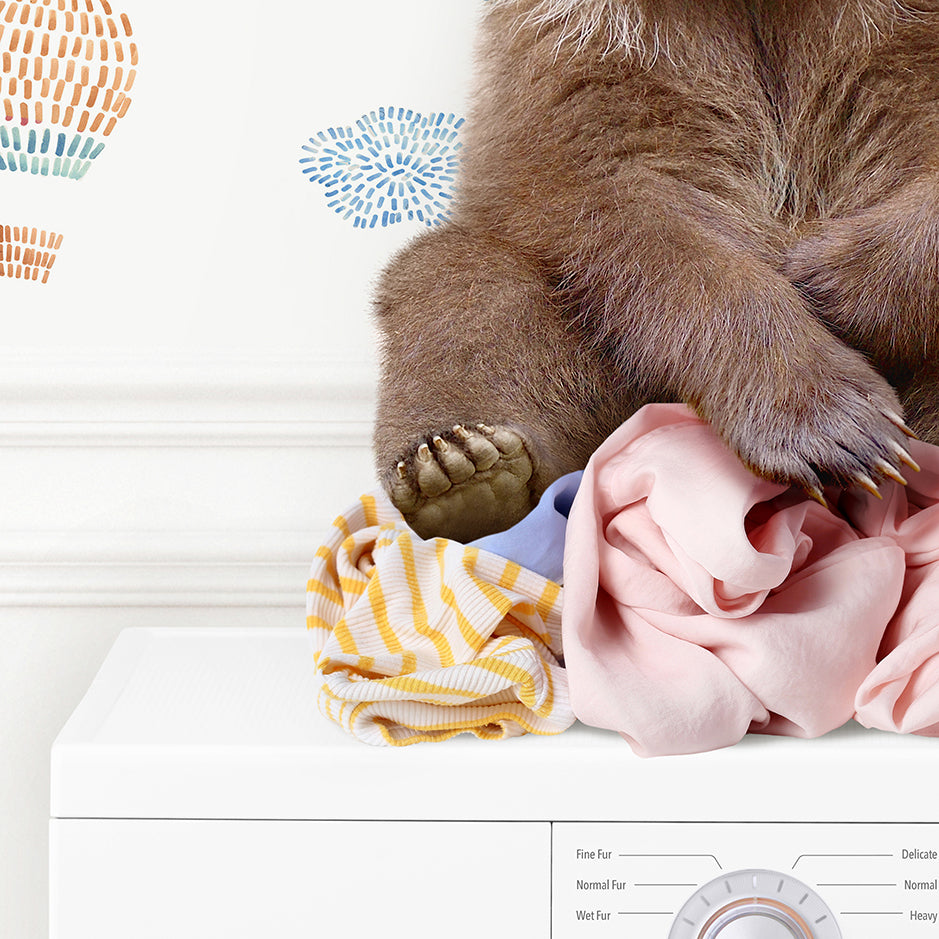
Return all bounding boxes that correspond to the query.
[470,471,582,583]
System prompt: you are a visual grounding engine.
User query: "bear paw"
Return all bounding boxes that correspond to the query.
[388,424,535,542]
[719,364,919,506]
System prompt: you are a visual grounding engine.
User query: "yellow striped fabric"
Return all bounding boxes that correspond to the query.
[306,490,573,746]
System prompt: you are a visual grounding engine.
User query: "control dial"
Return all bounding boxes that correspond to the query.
[668,870,841,939]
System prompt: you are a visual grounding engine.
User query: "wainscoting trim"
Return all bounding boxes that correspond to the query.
[0,351,377,607]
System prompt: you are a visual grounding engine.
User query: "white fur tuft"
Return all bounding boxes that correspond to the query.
[488,0,652,59]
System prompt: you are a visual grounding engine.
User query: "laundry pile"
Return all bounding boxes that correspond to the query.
[306,490,571,745]
[306,404,939,754]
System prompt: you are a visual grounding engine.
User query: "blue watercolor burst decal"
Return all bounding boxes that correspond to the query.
[300,107,465,229]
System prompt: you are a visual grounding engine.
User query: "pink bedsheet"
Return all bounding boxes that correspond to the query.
[562,404,939,756]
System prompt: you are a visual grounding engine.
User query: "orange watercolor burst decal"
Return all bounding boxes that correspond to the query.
[0,224,63,282]
[0,0,137,179]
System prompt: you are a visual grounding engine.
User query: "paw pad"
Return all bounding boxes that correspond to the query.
[389,424,535,541]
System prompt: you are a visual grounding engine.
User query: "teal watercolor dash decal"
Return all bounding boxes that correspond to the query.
[300,106,465,229]
[0,126,106,180]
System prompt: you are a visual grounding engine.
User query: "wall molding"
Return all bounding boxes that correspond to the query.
[0,530,314,608]
[0,420,367,447]
[0,350,377,439]
[0,350,378,607]
[0,350,377,429]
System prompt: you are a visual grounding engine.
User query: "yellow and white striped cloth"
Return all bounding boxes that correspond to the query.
[306,490,573,746]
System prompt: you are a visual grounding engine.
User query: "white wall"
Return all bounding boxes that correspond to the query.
[0,1,481,935]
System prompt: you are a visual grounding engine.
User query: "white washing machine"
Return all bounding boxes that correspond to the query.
[50,627,939,938]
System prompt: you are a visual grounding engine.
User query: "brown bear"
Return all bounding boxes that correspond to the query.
[373,0,932,542]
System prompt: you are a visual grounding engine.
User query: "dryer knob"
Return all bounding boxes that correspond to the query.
[669,870,842,939]
[713,915,802,938]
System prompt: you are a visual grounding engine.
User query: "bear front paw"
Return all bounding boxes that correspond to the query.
[715,356,918,504]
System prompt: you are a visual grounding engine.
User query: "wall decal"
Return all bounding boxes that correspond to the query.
[0,0,137,180]
[0,223,63,282]
[300,107,464,229]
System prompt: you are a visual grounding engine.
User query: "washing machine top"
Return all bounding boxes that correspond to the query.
[50,627,938,823]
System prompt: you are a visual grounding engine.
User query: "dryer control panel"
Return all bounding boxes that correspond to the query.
[552,823,939,938]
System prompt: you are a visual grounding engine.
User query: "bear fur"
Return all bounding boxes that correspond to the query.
[374,0,937,542]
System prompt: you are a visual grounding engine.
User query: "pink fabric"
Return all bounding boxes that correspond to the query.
[562,403,939,756]
[849,468,939,737]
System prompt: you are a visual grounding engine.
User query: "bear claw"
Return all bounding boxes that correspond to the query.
[889,439,921,472]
